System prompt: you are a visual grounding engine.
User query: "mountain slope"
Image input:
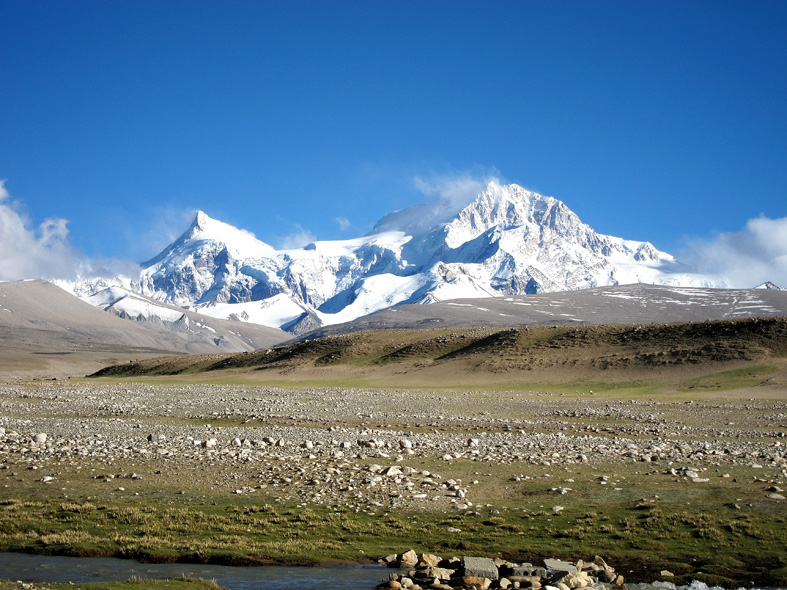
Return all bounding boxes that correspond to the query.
[298,284,787,339]
[85,286,289,351]
[0,280,290,377]
[66,182,727,333]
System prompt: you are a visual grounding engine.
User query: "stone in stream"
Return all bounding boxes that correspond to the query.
[463,556,498,580]
[418,553,441,567]
[418,565,454,581]
[556,571,593,588]
[508,575,542,588]
[544,558,577,574]
[399,549,418,569]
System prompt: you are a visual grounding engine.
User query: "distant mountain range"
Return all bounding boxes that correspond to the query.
[59,181,776,335]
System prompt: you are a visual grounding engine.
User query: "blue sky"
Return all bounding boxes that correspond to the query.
[1,0,786,284]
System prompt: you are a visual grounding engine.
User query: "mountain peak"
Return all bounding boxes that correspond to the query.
[190,210,232,236]
[142,211,274,270]
[183,212,271,252]
[193,210,211,231]
[442,183,572,248]
[111,180,725,330]
[370,180,513,237]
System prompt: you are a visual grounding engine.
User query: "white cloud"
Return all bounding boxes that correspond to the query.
[334,216,351,232]
[679,215,787,288]
[274,224,317,250]
[413,168,502,208]
[0,181,145,282]
[0,180,83,281]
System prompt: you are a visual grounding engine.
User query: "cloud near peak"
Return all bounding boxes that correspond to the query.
[413,169,502,209]
[274,224,317,250]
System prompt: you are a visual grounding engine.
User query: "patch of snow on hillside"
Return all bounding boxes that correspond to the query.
[86,288,185,322]
[316,273,431,326]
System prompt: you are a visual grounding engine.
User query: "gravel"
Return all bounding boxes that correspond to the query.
[1,382,785,511]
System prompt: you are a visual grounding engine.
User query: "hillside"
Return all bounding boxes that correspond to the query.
[299,283,787,338]
[0,280,290,378]
[91,317,787,393]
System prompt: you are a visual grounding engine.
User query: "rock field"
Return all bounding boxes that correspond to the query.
[1,382,785,513]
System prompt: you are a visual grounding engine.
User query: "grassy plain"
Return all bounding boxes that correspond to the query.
[1,462,786,586]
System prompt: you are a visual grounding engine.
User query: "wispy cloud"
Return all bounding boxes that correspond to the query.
[334,216,352,232]
[132,206,198,262]
[678,215,787,288]
[274,224,316,250]
[0,180,82,281]
[413,168,502,208]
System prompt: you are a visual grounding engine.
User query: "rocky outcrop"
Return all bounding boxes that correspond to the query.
[378,553,623,590]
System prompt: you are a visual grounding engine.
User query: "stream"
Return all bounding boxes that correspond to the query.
[0,552,393,589]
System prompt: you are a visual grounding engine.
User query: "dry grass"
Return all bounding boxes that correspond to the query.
[89,319,787,397]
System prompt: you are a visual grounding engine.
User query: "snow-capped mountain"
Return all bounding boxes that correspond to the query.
[65,182,725,334]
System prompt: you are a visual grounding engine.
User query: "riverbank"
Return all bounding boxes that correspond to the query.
[1,381,785,587]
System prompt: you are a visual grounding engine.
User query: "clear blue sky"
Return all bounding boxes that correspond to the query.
[1,0,786,268]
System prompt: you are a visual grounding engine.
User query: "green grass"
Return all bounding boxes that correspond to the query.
[1,460,786,586]
[681,365,779,392]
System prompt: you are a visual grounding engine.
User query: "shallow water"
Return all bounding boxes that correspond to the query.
[0,552,393,589]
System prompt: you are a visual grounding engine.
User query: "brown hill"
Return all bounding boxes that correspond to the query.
[0,279,290,378]
[91,317,787,394]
